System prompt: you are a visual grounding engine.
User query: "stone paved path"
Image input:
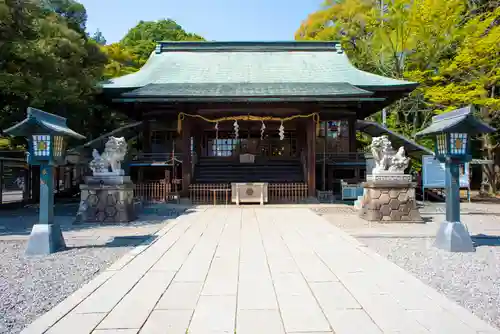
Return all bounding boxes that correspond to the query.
[22,208,500,334]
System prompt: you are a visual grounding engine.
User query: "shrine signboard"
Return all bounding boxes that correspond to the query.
[422,155,469,189]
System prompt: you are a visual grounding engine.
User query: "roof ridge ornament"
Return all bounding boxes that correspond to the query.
[155,43,162,54]
[154,41,344,53]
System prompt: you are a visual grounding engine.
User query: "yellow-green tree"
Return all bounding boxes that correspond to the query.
[296,0,466,138]
[424,7,500,192]
[100,43,140,79]
[120,19,204,66]
[296,0,500,191]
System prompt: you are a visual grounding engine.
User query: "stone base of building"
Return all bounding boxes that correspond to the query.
[359,180,423,223]
[76,181,136,223]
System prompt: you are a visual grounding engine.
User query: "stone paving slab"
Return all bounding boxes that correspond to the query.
[22,207,500,334]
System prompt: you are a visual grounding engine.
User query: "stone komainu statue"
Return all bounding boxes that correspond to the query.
[89,136,128,175]
[370,135,409,174]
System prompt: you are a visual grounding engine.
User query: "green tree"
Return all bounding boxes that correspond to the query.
[120,19,205,65]
[100,43,139,79]
[423,7,500,192]
[295,0,464,134]
[0,0,107,146]
[41,0,88,34]
[91,29,107,45]
[297,0,500,191]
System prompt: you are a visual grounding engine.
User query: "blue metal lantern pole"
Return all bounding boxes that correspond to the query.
[445,160,461,224]
[26,163,68,255]
[431,156,475,252]
[40,166,55,224]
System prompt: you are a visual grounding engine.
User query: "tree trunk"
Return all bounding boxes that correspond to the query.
[481,133,498,194]
[480,99,499,194]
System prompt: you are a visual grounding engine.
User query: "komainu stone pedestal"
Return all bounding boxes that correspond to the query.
[359,179,423,223]
[76,176,136,223]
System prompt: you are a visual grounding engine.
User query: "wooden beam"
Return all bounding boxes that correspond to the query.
[193,123,202,157]
[307,118,316,197]
[322,121,327,191]
[181,117,192,197]
[349,116,357,152]
[142,120,151,153]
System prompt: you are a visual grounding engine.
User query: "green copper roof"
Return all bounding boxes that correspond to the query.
[101,41,417,92]
[416,105,496,137]
[4,107,85,139]
[122,82,374,98]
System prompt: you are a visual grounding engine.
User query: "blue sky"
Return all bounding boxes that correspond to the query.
[80,0,323,43]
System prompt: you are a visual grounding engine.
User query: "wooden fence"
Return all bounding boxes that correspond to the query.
[189,183,231,205]
[188,183,308,205]
[135,181,175,203]
[268,183,308,203]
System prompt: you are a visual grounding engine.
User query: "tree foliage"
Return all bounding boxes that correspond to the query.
[0,1,205,148]
[0,0,106,138]
[100,43,139,79]
[297,0,500,191]
[120,19,204,66]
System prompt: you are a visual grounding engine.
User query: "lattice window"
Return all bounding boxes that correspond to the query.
[53,136,65,157]
[449,133,467,155]
[210,138,240,157]
[436,133,448,155]
[32,135,51,157]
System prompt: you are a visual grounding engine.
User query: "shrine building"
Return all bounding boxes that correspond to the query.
[98,41,428,204]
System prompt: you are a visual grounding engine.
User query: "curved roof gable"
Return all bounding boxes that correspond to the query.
[101,41,417,91]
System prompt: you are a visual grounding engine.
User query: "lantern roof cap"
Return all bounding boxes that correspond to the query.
[3,108,85,140]
[416,105,496,137]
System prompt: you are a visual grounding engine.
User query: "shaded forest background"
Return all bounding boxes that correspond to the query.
[0,0,499,191]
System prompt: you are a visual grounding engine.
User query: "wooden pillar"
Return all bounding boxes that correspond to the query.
[142,120,151,153]
[194,124,202,157]
[327,166,333,191]
[349,117,357,153]
[138,167,144,183]
[181,118,192,196]
[307,117,316,197]
[322,121,327,191]
[295,121,301,153]
[297,121,307,157]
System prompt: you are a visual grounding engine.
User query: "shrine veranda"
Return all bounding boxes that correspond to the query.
[99,41,423,204]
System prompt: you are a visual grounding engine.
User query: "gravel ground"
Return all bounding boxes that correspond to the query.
[359,237,500,330]
[0,240,133,334]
